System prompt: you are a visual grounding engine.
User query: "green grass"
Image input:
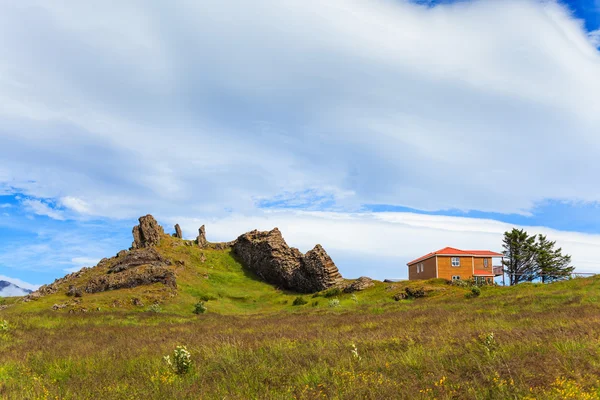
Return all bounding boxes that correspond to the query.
[2,236,600,398]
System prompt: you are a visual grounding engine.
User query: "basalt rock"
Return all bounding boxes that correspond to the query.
[85,266,176,294]
[344,276,374,293]
[232,228,343,293]
[131,215,164,249]
[174,224,183,239]
[108,247,170,273]
[197,225,208,248]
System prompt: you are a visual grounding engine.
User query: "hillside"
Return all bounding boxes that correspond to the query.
[1,216,600,399]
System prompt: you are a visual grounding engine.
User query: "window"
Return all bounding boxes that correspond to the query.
[451,257,460,267]
[416,263,423,273]
[483,259,489,268]
[452,275,461,281]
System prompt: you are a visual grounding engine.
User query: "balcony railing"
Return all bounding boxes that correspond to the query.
[493,266,503,276]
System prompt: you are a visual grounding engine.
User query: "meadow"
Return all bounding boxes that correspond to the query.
[1,242,600,399]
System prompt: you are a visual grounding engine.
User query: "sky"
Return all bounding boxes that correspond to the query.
[0,0,600,289]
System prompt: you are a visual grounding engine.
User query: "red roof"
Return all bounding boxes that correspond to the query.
[473,270,495,276]
[407,247,503,265]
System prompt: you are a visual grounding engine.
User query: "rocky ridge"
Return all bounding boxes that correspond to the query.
[24,214,347,304]
[232,228,343,293]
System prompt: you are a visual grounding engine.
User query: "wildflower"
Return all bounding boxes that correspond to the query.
[351,343,361,361]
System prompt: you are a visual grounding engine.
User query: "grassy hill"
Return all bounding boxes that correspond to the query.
[1,235,600,399]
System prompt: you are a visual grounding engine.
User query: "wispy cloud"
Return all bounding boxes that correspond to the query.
[0,0,597,221]
[0,274,39,291]
[589,29,600,46]
[21,199,65,220]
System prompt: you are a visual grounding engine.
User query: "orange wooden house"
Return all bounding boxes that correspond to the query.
[407,247,503,284]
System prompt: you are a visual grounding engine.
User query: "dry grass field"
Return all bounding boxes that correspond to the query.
[1,242,600,399]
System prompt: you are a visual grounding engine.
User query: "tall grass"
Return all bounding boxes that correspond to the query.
[1,276,599,399]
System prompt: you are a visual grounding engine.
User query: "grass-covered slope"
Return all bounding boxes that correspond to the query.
[2,234,600,399]
[1,276,599,399]
[6,234,473,316]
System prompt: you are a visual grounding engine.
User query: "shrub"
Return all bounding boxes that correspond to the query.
[452,279,469,288]
[147,304,162,313]
[197,293,216,302]
[405,287,426,299]
[164,345,192,375]
[324,288,342,298]
[292,297,308,306]
[466,286,481,299]
[328,298,340,308]
[311,300,319,307]
[0,320,8,332]
[351,294,359,303]
[193,301,207,314]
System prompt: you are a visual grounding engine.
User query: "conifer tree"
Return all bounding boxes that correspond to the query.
[502,228,537,285]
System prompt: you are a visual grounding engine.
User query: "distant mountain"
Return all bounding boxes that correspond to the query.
[0,280,32,297]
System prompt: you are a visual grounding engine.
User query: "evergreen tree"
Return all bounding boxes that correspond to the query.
[535,234,573,283]
[502,228,536,285]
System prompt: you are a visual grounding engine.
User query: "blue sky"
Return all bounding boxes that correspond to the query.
[1,0,600,288]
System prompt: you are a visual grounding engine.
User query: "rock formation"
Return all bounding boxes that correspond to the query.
[84,266,176,294]
[344,276,374,293]
[109,248,170,273]
[197,225,208,248]
[174,224,183,239]
[131,215,164,249]
[232,228,342,293]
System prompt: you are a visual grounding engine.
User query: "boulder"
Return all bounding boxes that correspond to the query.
[197,225,208,248]
[344,276,374,293]
[108,247,170,273]
[174,224,183,239]
[85,265,176,294]
[131,215,164,249]
[232,228,343,293]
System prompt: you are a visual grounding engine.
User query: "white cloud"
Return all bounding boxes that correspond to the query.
[60,197,90,214]
[21,199,65,220]
[175,210,600,279]
[0,204,11,208]
[0,0,597,220]
[0,275,39,291]
[0,286,30,297]
[70,256,100,268]
[589,29,600,47]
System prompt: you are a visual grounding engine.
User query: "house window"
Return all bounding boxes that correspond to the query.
[483,259,488,268]
[451,257,460,267]
[452,275,461,281]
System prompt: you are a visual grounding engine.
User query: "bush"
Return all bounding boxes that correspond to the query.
[193,301,207,314]
[0,320,8,332]
[324,288,342,298]
[328,298,340,308]
[405,287,426,299]
[164,345,192,375]
[197,293,217,302]
[311,300,319,307]
[465,286,481,299]
[292,297,308,306]
[147,304,162,313]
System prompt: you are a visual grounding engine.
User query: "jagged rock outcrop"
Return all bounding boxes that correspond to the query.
[174,224,183,239]
[84,266,176,294]
[232,228,342,293]
[197,225,208,248]
[109,248,170,273]
[344,276,374,293]
[131,215,164,249]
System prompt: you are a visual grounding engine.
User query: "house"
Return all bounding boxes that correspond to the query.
[407,247,503,284]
